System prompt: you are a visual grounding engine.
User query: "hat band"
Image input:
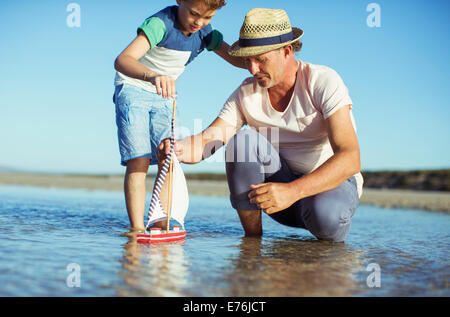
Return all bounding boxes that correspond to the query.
[239,31,294,48]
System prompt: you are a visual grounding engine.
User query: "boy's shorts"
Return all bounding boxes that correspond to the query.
[113,83,173,166]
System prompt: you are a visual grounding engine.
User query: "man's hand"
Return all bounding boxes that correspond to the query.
[158,138,187,164]
[151,75,176,99]
[248,182,298,214]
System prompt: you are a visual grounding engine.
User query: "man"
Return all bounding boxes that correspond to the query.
[160,8,363,242]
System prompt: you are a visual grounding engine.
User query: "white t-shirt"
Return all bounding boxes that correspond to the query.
[219,60,364,197]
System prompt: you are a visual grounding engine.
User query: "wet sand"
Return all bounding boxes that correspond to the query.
[0,172,449,212]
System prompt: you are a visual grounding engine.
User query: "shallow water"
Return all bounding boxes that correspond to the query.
[0,185,448,297]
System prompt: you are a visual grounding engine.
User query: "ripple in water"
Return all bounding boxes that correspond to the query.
[0,185,448,296]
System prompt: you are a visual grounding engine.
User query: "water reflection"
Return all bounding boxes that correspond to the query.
[118,232,189,296]
[113,205,449,297]
[118,230,367,297]
[221,236,367,297]
[0,186,448,296]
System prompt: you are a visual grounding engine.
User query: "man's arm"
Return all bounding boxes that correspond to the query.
[214,41,247,69]
[292,105,361,194]
[159,117,240,164]
[249,105,361,214]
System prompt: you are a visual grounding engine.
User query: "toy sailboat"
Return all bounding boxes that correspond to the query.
[137,155,189,244]
[137,101,189,244]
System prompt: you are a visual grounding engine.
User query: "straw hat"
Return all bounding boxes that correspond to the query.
[229,8,304,57]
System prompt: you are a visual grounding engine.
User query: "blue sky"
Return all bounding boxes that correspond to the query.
[0,0,449,174]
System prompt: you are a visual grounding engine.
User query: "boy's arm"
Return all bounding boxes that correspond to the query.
[114,32,176,99]
[214,41,247,69]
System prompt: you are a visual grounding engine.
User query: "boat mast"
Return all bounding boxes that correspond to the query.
[166,100,177,233]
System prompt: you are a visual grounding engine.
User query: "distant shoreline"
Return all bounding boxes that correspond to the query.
[0,172,449,213]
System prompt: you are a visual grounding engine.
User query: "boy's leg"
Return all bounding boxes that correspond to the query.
[124,157,150,231]
[114,84,155,230]
[124,158,169,231]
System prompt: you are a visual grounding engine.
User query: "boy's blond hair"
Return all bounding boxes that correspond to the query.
[182,0,226,10]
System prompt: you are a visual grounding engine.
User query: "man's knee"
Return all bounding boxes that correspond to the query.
[226,130,264,182]
[302,195,354,242]
[225,129,280,174]
[226,129,260,164]
[225,130,269,210]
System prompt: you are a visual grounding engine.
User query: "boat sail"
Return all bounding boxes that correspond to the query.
[145,155,189,229]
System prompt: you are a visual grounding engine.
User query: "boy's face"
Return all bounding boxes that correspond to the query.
[176,0,218,36]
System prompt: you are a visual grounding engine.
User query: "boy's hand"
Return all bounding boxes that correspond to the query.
[151,75,176,99]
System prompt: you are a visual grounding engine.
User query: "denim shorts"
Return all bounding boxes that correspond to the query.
[113,83,173,166]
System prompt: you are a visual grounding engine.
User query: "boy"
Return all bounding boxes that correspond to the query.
[113,0,244,231]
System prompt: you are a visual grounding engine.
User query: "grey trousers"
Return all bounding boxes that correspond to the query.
[225,129,359,242]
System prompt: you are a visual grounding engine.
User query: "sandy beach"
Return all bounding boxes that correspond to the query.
[0,172,449,213]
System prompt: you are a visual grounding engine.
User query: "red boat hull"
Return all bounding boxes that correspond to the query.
[137,231,186,244]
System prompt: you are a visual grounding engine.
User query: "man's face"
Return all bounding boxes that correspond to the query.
[244,49,285,88]
[176,0,217,36]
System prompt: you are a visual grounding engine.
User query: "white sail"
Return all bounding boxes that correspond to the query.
[147,155,189,227]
